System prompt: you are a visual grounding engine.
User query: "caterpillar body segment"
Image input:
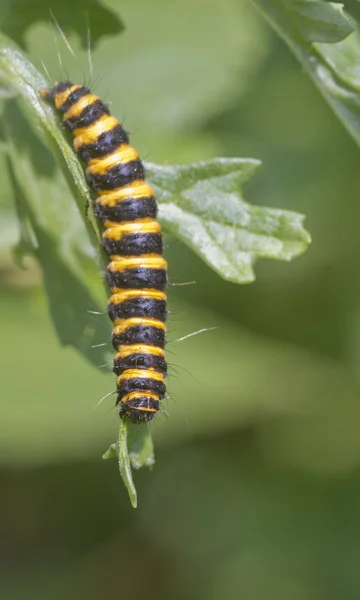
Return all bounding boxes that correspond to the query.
[41,81,167,423]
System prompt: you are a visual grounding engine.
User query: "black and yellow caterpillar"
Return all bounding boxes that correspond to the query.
[41,82,167,423]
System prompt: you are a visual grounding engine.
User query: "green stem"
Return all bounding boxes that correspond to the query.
[118,419,137,509]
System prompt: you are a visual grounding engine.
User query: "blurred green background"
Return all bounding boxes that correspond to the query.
[2,0,360,598]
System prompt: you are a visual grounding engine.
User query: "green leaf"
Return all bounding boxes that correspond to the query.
[3,102,111,368]
[103,420,154,506]
[103,423,154,470]
[253,0,360,149]
[0,31,103,254]
[0,31,112,360]
[127,424,155,470]
[280,0,354,43]
[0,0,124,49]
[103,420,137,508]
[102,443,118,460]
[116,419,137,509]
[148,159,311,283]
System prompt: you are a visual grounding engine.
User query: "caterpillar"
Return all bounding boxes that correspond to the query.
[41,81,167,423]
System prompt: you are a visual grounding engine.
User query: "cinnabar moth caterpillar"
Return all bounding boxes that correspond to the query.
[41,82,167,423]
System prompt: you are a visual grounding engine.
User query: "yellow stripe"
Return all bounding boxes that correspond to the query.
[54,84,82,109]
[111,286,166,295]
[104,217,159,231]
[103,218,161,240]
[97,181,154,206]
[73,115,119,148]
[87,144,139,175]
[123,404,158,413]
[108,256,167,272]
[117,369,164,384]
[113,317,166,334]
[122,391,159,403]
[63,93,99,120]
[115,344,165,359]
[109,289,166,304]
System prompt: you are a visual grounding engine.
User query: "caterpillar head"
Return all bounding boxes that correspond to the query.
[40,81,73,103]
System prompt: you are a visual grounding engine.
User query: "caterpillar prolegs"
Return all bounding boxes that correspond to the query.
[41,82,167,423]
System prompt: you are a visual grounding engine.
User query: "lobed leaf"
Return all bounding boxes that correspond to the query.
[148,159,311,283]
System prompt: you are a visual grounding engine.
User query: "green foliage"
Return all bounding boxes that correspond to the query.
[0,31,310,284]
[0,0,124,49]
[103,420,154,508]
[4,101,110,367]
[269,0,354,43]
[102,419,137,508]
[0,24,312,505]
[1,0,360,592]
[148,160,310,283]
[254,0,360,148]
[88,0,270,134]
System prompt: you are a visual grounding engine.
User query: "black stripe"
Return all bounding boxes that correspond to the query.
[117,376,166,398]
[113,353,167,376]
[64,100,110,130]
[76,125,129,162]
[86,159,144,191]
[95,196,157,222]
[106,267,167,290]
[58,86,89,113]
[112,325,165,349]
[54,81,73,93]
[108,297,167,322]
[102,233,163,257]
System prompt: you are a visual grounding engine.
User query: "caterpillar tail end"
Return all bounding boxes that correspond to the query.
[119,396,159,424]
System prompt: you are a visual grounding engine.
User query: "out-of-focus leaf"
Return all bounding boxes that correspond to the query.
[253,0,360,148]
[0,0,124,49]
[148,160,311,283]
[127,423,155,469]
[0,214,18,255]
[92,0,268,133]
[278,0,354,43]
[2,292,360,479]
